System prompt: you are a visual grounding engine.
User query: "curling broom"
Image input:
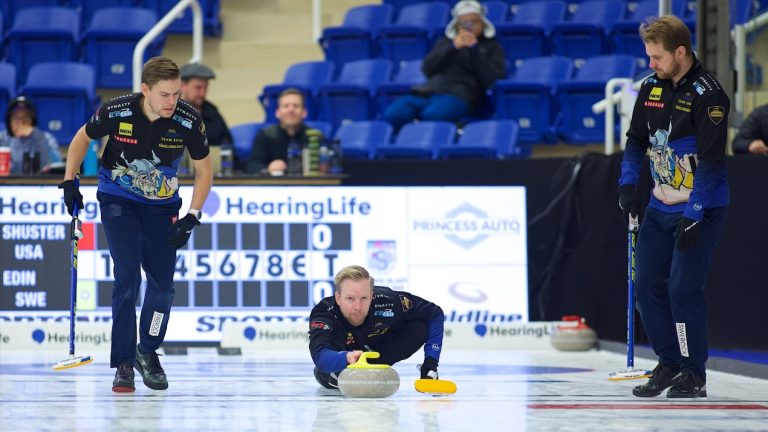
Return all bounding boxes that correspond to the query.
[608,214,651,381]
[54,175,93,370]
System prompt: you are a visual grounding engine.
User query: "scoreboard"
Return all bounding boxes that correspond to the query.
[1,186,528,341]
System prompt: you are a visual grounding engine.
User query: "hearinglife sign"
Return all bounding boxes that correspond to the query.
[0,186,527,341]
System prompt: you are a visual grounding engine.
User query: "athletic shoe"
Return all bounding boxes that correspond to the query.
[313,367,339,389]
[632,363,681,397]
[667,370,707,398]
[134,345,168,390]
[112,362,135,393]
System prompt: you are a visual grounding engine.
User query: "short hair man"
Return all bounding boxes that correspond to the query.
[618,16,729,399]
[731,104,768,155]
[59,57,213,393]
[180,62,233,148]
[246,88,309,175]
[308,265,445,389]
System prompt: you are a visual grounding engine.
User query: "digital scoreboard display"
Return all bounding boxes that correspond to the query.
[1,186,528,341]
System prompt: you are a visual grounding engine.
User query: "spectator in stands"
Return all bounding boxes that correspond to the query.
[0,97,62,174]
[732,104,768,155]
[180,62,233,148]
[246,89,309,175]
[382,0,506,132]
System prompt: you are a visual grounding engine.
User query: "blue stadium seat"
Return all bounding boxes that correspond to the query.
[495,1,568,71]
[319,4,394,76]
[20,62,98,145]
[377,2,451,65]
[732,0,768,26]
[1,0,64,32]
[611,0,689,69]
[550,0,626,64]
[146,0,222,36]
[556,54,636,144]
[333,120,393,159]
[0,63,17,117]
[71,0,140,31]
[317,59,393,134]
[375,59,426,117]
[378,121,456,160]
[7,7,80,85]
[82,8,164,89]
[441,120,525,159]
[494,56,573,143]
[259,61,336,123]
[305,120,333,141]
[230,122,266,162]
[382,0,452,16]
[482,1,510,24]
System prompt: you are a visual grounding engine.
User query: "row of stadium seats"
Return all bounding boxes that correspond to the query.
[1,7,165,87]
[320,0,766,74]
[258,55,638,145]
[0,62,99,145]
[0,0,221,35]
[231,120,529,162]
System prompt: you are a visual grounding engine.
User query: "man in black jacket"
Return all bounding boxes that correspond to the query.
[309,265,444,389]
[731,104,768,154]
[180,63,233,148]
[246,89,309,175]
[382,0,506,132]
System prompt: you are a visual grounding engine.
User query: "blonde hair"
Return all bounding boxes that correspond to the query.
[334,265,374,293]
[141,57,180,89]
[639,15,692,57]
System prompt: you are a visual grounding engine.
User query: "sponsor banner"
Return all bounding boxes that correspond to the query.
[221,322,308,351]
[444,322,561,349]
[0,321,112,351]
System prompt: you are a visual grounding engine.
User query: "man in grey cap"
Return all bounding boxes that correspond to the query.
[180,62,233,149]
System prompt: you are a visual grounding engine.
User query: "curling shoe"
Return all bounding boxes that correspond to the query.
[112,362,135,393]
[667,370,707,398]
[314,367,339,389]
[135,345,168,390]
[632,363,680,397]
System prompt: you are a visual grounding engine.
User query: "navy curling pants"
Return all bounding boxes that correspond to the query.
[98,192,182,368]
[634,206,727,379]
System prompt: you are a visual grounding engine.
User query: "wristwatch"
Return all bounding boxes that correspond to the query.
[188,209,202,221]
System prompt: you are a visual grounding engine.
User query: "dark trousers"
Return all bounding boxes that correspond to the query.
[382,94,469,132]
[98,192,181,367]
[635,206,727,379]
[314,320,428,388]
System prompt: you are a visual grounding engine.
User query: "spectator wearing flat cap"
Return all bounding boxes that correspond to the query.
[180,63,233,148]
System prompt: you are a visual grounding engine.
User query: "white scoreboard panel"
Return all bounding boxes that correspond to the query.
[0,186,528,341]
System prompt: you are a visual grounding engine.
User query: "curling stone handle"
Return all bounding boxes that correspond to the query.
[348,351,390,369]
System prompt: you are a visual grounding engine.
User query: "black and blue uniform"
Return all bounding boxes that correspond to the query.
[85,93,209,367]
[308,286,444,384]
[619,58,729,379]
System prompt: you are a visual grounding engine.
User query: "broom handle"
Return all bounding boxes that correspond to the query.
[626,215,639,368]
[68,176,81,357]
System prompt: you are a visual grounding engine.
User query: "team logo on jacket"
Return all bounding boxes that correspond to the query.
[399,295,413,312]
[707,106,724,125]
[649,87,663,101]
[344,332,355,346]
[119,122,133,136]
[374,309,394,318]
[310,321,331,331]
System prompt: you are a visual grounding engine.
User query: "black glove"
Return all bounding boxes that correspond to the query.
[58,180,84,216]
[167,214,201,249]
[618,185,640,223]
[420,356,439,379]
[675,217,701,250]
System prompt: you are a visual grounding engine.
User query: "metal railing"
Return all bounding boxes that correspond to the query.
[733,9,768,115]
[132,0,204,92]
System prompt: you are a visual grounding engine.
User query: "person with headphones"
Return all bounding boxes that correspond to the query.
[0,96,62,174]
